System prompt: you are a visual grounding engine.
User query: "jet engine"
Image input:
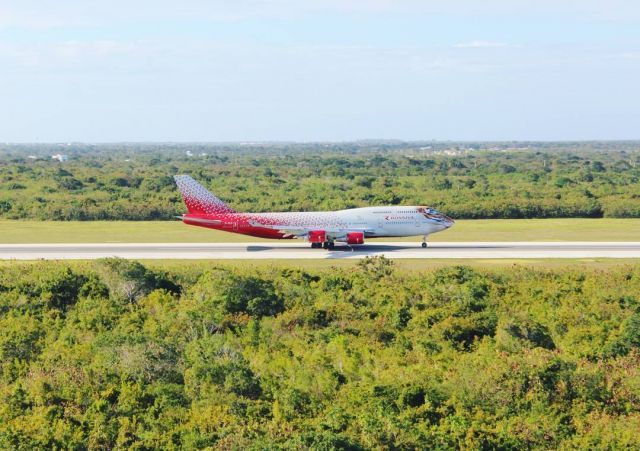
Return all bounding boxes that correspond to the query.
[346,231,364,245]
[308,230,326,243]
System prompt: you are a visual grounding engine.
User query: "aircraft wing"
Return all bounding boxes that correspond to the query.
[248,220,372,239]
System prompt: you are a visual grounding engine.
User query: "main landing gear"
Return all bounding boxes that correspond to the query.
[422,236,428,248]
[311,241,334,249]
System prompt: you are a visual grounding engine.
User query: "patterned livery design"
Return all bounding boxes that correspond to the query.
[174,175,454,246]
[174,175,235,215]
[417,206,454,224]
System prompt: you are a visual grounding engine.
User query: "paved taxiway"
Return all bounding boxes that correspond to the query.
[1,242,640,260]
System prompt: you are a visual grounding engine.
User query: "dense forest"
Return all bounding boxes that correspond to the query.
[0,142,639,220]
[1,258,640,449]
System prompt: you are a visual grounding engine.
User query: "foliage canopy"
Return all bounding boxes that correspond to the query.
[1,142,639,220]
[0,258,639,448]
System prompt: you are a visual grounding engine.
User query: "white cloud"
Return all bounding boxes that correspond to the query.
[1,39,153,68]
[453,41,513,49]
[619,52,640,60]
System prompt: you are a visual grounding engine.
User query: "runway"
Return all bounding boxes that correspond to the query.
[1,242,640,260]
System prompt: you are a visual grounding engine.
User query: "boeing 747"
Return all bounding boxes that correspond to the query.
[174,175,454,249]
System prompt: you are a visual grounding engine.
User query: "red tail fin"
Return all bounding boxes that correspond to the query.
[174,175,235,215]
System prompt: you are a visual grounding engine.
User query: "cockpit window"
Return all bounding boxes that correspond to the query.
[417,206,448,222]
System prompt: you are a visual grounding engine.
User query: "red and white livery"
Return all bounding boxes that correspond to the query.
[174,175,454,249]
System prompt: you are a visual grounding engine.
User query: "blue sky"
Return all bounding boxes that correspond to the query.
[1,1,639,142]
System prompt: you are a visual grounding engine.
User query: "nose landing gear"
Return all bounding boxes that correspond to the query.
[422,236,428,248]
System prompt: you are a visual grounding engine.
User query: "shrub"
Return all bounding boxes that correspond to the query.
[190,270,283,319]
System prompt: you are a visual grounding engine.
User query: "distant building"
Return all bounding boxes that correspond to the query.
[186,150,194,157]
[51,154,68,162]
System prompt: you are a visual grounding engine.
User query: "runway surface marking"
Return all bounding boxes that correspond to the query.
[2,242,640,259]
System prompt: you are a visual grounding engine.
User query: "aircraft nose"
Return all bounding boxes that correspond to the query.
[439,212,455,228]
[423,207,454,229]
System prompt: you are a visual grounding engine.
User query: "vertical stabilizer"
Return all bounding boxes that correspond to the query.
[174,175,236,215]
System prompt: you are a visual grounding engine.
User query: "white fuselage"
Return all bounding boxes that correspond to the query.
[246,206,452,238]
[174,175,454,243]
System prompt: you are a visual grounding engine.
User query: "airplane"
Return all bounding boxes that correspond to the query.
[174,175,454,249]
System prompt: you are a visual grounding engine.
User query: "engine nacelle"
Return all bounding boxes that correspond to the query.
[346,232,364,245]
[308,230,326,243]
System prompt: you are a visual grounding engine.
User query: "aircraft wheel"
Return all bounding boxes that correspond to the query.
[328,242,335,250]
[422,242,427,248]
[322,242,328,249]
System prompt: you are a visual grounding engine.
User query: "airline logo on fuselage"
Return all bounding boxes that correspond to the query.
[384,215,415,220]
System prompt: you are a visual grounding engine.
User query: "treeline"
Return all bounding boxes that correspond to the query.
[1,259,640,448]
[0,143,639,220]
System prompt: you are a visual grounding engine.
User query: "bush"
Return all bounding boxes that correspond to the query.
[190,270,284,319]
[0,260,639,449]
[13,264,85,311]
[95,258,178,302]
